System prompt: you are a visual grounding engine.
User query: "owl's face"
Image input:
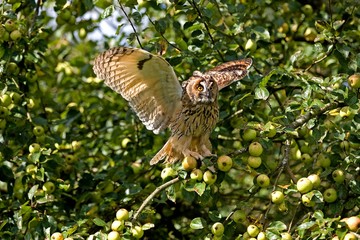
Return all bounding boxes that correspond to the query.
[184,75,219,104]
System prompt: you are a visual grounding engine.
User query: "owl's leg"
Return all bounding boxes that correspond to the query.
[182,149,204,160]
[200,136,215,157]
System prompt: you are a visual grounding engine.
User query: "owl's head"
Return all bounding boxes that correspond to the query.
[183,72,219,104]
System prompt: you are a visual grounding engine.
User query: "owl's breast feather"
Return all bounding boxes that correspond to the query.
[170,102,219,137]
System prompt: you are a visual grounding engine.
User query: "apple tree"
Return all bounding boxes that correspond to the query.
[0,0,359,239]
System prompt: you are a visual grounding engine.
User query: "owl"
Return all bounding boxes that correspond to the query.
[93,47,252,165]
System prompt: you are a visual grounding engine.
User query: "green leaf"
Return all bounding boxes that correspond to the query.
[209,210,222,222]
[267,221,287,232]
[28,185,38,201]
[254,86,269,100]
[93,218,107,227]
[190,217,207,230]
[166,184,176,202]
[297,221,316,231]
[313,210,324,220]
[252,26,270,41]
[142,223,155,230]
[101,5,114,19]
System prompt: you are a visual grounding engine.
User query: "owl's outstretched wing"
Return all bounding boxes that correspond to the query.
[93,47,182,134]
[205,58,253,90]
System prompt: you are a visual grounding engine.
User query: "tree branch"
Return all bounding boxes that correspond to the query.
[190,0,225,62]
[287,101,339,129]
[132,177,180,222]
[118,1,143,49]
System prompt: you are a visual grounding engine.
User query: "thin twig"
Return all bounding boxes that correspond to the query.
[118,1,143,49]
[262,138,291,227]
[132,177,180,222]
[288,203,300,232]
[303,44,335,72]
[145,14,182,52]
[29,0,41,34]
[287,101,339,129]
[190,0,224,62]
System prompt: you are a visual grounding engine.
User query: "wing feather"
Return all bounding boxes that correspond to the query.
[206,58,253,90]
[93,47,182,134]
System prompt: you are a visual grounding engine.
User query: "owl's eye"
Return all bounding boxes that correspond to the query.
[197,84,204,91]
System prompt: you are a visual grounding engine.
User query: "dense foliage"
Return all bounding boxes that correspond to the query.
[0,0,359,239]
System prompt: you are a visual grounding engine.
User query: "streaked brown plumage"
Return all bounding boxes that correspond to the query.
[93,47,252,164]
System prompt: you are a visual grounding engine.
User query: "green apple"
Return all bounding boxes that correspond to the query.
[203,170,217,185]
[1,94,12,107]
[29,143,41,153]
[7,62,20,75]
[217,155,233,172]
[131,226,144,239]
[343,233,357,240]
[301,4,313,15]
[182,156,197,171]
[301,194,315,207]
[4,19,16,32]
[0,119,6,130]
[281,232,292,240]
[10,92,21,104]
[79,28,87,39]
[65,154,76,164]
[316,154,331,168]
[278,201,288,213]
[60,9,72,21]
[116,208,129,221]
[161,167,176,180]
[242,128,257,141]
[247,224,260,237]
[231,209,246,223]
[10,29,22,41]
[111,220,124,231]
[51,232,64,240]
[211,222,224,236]
[341,216,360,231]
[332,169,345,183]
[278,22,289,34]
[323,188,337,203]
[256,174,270,188]
[307,174,321,188]
[257,231,267,240]
[301,153,312,164]
[107,231,121,240]
[265,123,277,138]
[248,156,262,168]
[348,74,360,89]
[248,142,263,157]
[271,191,285,204]
[43,181,56,194]
[190,169,203,181]
[296,178,313,194]
[0,106,10,118]
[33,126,45,136]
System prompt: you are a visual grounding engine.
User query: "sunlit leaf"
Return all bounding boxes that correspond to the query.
[190,217,207,230]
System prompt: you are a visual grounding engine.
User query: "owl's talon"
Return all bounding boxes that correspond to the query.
[183,149,203,160]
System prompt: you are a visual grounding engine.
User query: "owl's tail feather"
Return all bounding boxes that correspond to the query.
[150,137,179,165]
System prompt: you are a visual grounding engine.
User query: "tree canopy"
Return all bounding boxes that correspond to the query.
[0,0,359,239]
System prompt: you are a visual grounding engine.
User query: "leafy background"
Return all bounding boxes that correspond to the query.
[0,0,359,239]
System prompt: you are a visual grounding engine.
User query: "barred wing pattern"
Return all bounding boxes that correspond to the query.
[93,47,182,134]
[206,58,253,90]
